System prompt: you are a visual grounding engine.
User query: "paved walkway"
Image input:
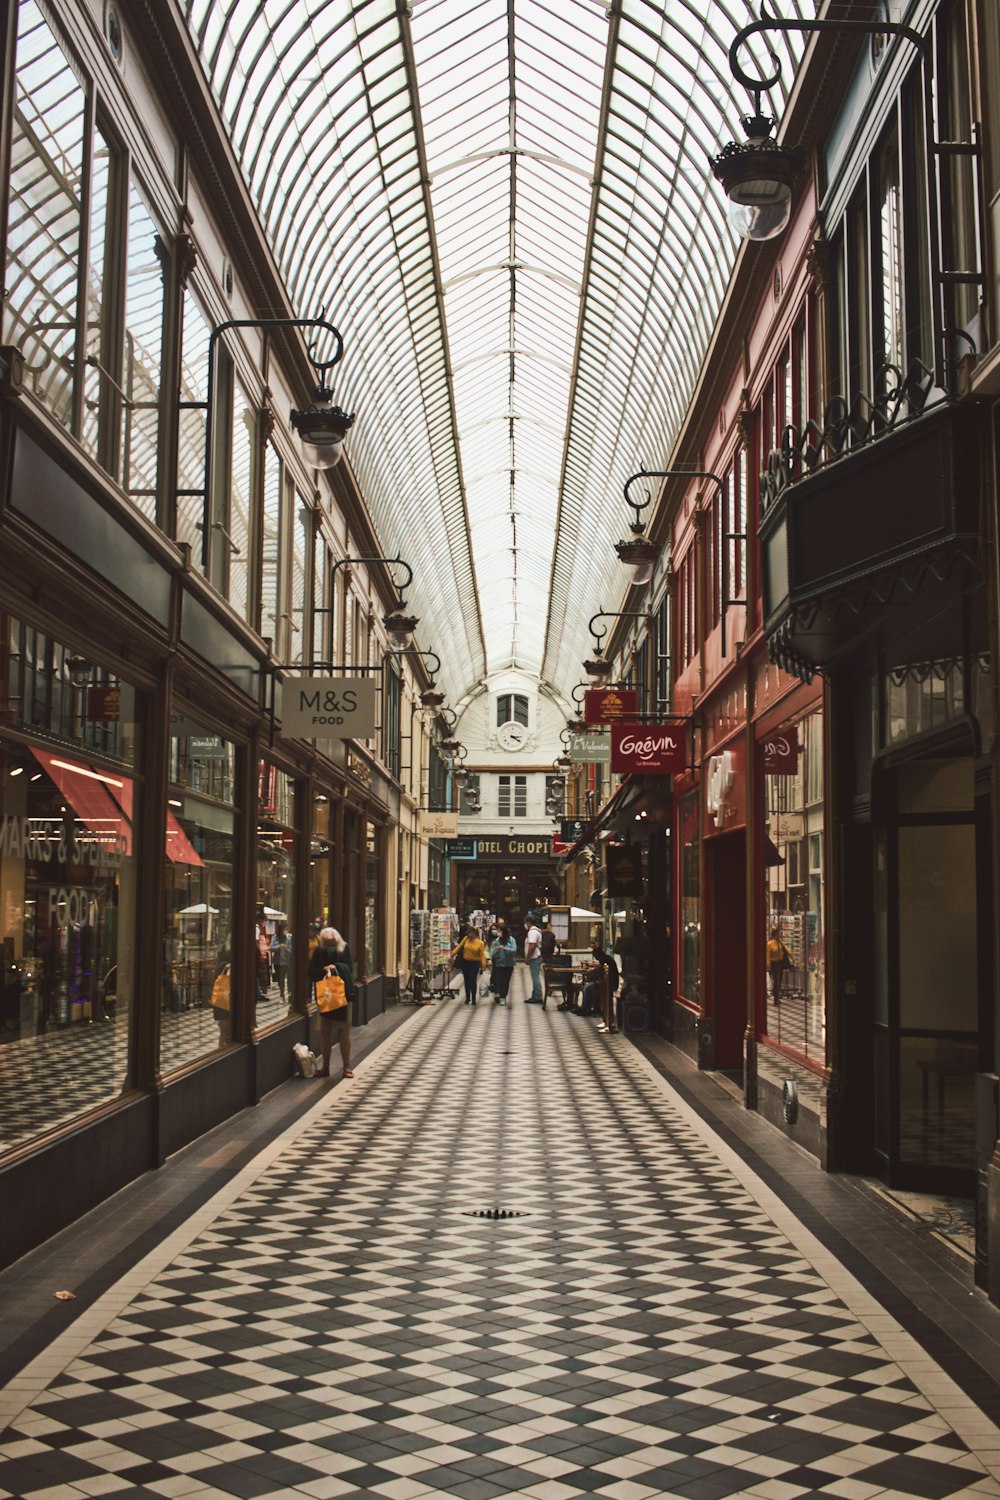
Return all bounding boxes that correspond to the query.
[2,970,1000,1499]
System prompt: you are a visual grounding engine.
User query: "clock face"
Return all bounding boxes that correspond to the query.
[498,721,528,752]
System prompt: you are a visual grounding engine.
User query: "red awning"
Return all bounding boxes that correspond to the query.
[31,749,203,866]
[33,748,132,857]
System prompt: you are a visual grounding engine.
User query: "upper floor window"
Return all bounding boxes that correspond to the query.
[497,693,528,727]
[5,6,166,516]
[498,775,527,818]
[5,2,85,433]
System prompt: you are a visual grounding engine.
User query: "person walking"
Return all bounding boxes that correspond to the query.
[308,926,354,1079]
[766,927,793,1006]
[490,921,517,1005]
[524,917,543,1003]
[451,924,487,1005]
[270,923,290,1001]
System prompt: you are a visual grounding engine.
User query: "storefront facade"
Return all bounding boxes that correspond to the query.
[452,836,563,933]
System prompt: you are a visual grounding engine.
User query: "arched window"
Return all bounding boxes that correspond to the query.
[497,693,529,727]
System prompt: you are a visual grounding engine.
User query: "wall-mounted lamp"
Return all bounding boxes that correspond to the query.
[710,8,938,309]
[383,608,420,649]
[711,108,801,242]
[583,650,614,680]
[200,318,353,573]
[290,392,354,469]
[616,470,664,584]
[66,656,93,689]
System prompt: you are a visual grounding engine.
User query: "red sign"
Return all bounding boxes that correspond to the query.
[584,688,638,724]
[762,728,799,774]
[87,686,120,722]
[611,722,687,775]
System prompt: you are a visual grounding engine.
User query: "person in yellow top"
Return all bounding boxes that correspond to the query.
[451,924,487,1006]
[766,927,793,1006]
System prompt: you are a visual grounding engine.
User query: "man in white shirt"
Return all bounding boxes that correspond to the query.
[524,919,543,1003]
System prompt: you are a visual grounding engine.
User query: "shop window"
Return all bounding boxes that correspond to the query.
[365,821,381,975]
[4,1,85,430]
[763,707,825,1064]
[0,619,140,1156]
[255,764,296,1033]
[161,719,237,1069]
[886,658,965,744]
[310,793,334,941]
[679,790,701,1004]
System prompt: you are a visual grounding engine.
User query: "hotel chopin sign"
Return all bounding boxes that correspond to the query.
[474,837,554,859]
[611,723,687,775]
[282,676,377,741]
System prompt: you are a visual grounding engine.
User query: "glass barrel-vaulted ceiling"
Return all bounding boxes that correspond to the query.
[182,0,813,710]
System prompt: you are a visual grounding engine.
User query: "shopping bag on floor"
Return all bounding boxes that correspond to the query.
[292,1042,317,1077]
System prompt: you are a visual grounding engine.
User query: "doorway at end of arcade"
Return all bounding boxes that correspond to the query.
[454,862,563,936]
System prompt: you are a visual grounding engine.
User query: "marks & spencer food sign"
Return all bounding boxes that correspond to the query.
[611,723,687,775]
[282,676,377,740]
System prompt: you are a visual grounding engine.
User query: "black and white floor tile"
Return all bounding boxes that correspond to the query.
[2,967,1000,1499]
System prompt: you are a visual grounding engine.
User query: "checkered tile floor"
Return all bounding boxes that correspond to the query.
[2,967,1000,1499]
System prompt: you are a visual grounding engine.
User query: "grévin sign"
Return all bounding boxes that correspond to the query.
[611,722,687,775]
[762,728,799,774]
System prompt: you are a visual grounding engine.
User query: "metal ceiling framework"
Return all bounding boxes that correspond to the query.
[181,0,813,711]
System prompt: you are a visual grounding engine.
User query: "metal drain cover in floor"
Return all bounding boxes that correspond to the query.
[462,1208,528,1219]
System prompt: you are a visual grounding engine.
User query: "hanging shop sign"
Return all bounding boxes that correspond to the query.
[762,728,799,774]
[570,730,611,764]
[706,751,735,829]
[560,818,588,844]
[282,676,377,741]
[421,811,459,838]
[87,686,120,721]
[584,688,638,725]
[606,843,644,899]
[611,722,687,775]
[444,837,477,859]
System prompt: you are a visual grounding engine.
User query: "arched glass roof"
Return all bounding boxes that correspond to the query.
[182,0,814,709]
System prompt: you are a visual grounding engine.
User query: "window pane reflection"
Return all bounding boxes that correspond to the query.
[0,739,136,1155]
[255,764,296,1029]
[161,722,237,1067]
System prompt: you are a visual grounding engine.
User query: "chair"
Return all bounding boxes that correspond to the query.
[543,959,573,1008]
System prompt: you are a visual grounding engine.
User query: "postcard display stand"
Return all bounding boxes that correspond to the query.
[430,909,459,991]
[409,909,459,993]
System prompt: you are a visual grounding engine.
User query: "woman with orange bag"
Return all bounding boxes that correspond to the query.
[308,926,354,1079]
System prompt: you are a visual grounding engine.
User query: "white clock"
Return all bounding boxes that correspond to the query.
[498,721,528,752]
